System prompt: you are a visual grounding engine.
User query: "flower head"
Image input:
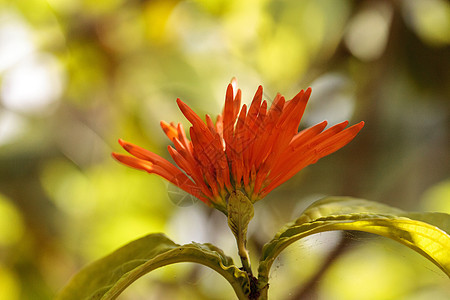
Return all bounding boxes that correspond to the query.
[113,79,364,213]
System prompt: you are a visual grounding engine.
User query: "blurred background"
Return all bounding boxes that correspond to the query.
[0,0,449,299]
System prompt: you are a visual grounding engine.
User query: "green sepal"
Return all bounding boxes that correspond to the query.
[57,233,250,300]
[227,190,255,275]
[258,197,450,287]
[227,190,254,249]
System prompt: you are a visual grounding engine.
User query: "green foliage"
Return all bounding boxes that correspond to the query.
[57,233,250,300]
[58,197,449,299]
[258,197,450,289]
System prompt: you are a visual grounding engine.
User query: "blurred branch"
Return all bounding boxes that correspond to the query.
[288,233,350,300]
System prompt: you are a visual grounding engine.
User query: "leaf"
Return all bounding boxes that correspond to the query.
[292,196,404,226]
[402,212,450,234]
[227,190,254,247]
[258,197,450,284]
[57,233,250,300]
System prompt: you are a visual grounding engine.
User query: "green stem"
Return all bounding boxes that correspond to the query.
[226,191,255,276]
[255,271,269,300]
[226,191,256,298]
[257,284,268,300]
[237,236,252,276]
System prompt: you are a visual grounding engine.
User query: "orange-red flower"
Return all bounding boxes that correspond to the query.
[113,79,364,213]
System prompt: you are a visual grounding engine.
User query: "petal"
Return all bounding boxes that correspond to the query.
[176,98,206,130]
[205,114,216,134]
[288,121,328,149]
[112,153,153,173]
[233,88,242,120]
[223,83,236,146]
[167,145,213,199]
[118,139,181,175]
[263,121,365,196]
[313,121,365,156]
[160,121,178,141]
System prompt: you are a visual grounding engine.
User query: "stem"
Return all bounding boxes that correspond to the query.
[257,284,268,300]
[226,191,256,297]
[237,236,253,275]
[227,191,255,275]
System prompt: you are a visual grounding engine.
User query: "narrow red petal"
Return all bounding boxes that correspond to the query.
[264,121,365,196]
[160,121,178,141]
[113,152,206,202]
[223,84,236,149]
[314,121,365,156]
[205,114,216,134]
[230,105,247,184]
[167,145,213,199]
[270,121,349,178]
[176,98,206,130]
[118,139,181,175]
[215,114,224,139]
[176,123,192,152]
[112,153,153,172]
[251,94,285,167]
[233,88,242,120]
[289,121,328,149]
[246,85,263,131]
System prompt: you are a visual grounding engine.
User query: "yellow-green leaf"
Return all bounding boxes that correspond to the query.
[57,233,250,300]
[258,197,450,286]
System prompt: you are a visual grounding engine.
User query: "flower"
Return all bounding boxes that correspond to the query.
[112,79,364,213]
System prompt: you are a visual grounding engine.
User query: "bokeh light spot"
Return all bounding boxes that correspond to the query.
[1,54,65,115]
[0,111,27,145]
[0,266,20,300]
[420,179,450,213]
[0,11,35,72]
[344,2,393,61]
[0,193,25,247]
[403,0,450,46]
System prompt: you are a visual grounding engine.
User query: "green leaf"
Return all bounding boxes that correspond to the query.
[57,233,250,300]
[258,197,450,285]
